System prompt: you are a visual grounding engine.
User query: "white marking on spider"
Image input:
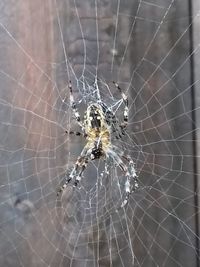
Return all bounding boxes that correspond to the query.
[75,112,80,118]
[125,180,131,193]
[76,176,81,181]
[70,95,74,102]
[122,93,127,100]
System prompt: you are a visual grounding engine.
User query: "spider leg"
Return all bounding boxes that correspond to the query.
[106,147,138,207]
[121,155,139,207]
[57,146,94,196]
[106,109,124,139]
[113,81,128,129]
[69,80,83,128]
[65,130,86,137]
[73,156,89,187]
[57,147,88,196]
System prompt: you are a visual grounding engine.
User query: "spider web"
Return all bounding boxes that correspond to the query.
[0,0,200,266]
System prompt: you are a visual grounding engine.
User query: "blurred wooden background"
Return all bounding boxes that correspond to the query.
[0,0,199,266]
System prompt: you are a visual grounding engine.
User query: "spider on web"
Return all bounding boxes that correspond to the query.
[57,80,139,207]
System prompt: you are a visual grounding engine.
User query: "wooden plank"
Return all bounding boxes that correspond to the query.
[130,0,198,266]
[0,1,62,266]
[192,0,200,264]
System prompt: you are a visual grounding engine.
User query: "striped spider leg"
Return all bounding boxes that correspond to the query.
[106,146,138,208]
[113,81,129,130]
[57,146,92,196]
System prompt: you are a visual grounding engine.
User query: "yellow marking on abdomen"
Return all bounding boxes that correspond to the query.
[86,127,111,149]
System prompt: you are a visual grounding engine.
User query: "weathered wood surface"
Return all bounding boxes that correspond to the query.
[0,1,62,266]
[192,0,200,265]
[130,1,198,266]
[0,0,198,266]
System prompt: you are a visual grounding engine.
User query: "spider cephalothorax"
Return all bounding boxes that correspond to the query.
[86,103,104,129]
[57,81,138,207]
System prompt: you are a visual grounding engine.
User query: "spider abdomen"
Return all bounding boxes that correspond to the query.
[91,146,103,159]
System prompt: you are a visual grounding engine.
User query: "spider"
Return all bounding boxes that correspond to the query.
[57,80,139,207]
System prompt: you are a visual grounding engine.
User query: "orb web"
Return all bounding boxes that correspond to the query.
[0,0,200,266]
